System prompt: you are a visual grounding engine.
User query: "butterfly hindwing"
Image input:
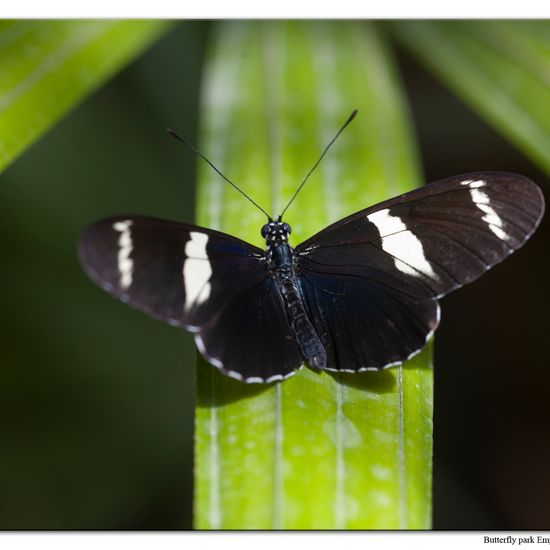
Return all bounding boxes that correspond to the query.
[196,276,302,382]
[298,269,439,372]
[79,216,302,382]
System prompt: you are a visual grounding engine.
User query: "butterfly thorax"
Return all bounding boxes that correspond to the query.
[261,220,327,371]
[262,220,294,275]
[261,221,291,270]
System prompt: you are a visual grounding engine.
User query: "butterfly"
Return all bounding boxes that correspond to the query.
[79,112,545,384]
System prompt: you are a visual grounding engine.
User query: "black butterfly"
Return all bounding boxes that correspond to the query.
[79,114,545,384]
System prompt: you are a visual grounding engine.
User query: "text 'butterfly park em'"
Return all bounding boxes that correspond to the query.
[79,111,545,384]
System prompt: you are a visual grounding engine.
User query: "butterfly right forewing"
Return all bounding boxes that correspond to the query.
[79,216,302,382]
[79,216,264,325]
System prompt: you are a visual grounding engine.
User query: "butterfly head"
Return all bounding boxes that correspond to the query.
[261,220,291,245]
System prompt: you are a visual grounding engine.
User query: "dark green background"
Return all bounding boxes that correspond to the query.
[0,22,548,529]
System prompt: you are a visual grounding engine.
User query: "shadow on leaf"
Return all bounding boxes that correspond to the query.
[195,357,273,407]
[330,368,397,393]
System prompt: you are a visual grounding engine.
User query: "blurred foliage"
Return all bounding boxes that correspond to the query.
[0,22,208,529]
[0,20,172,174]
[391,20,550,176]
[0,20,548,530]
[194,21,431,529]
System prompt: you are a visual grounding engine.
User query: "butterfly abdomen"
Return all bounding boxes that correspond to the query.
[280,277,327,370]
[269,241,327,371]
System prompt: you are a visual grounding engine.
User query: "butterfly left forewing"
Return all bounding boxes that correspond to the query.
[295,172,544,371]
[297,172,544,300]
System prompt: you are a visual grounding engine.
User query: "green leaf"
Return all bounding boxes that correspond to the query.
[0,20,172,174]
[391,20,550,175]
[194,21,433,530]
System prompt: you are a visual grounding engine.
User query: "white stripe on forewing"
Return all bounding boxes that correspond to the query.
[113,220,133,289]
[367,209,438,280]
[470,180,486,188]
[461,179,486,188]
[470,188,509,241]
[183,232,212,312]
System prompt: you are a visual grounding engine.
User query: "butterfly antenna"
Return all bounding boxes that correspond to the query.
[278,109,358,221]
[166,129,272,221]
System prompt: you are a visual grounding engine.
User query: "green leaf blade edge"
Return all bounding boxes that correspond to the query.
[390,20,550,176]
[194,21,433,530]
[0,20,173,174]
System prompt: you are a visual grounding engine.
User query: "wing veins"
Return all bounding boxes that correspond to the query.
[342,277,433,340]
[298,177,541,253]
[419,186,540,211]
[299,210,520,264]
[185,276,272,331]
[305,274,429,370]
[300,256,437,299]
